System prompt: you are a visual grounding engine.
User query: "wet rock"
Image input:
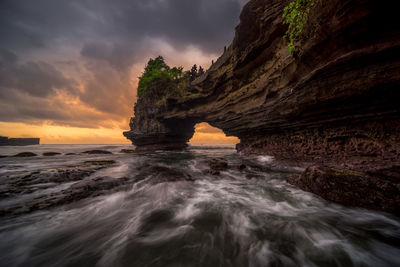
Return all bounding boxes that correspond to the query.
[366,165,400,182]
[245,173,263,180]
[1,176,131,216]
[151,166,194,184]
[83,150,112,155]
[0,155,7,158]
[13,152,37,157]
[120,149,137,154]
[84,160,116,166]
[237,164,247,171]
[0,160,117,198]
[207,169,221,176]
[70,176,129,191]
[66,153,77,155]
[288,165,400,216]
[43,152,61,156]
[206,159,229,175]
[208,160,228,170]
[135,165,194,184]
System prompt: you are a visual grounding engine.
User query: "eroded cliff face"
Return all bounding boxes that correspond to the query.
[126,0,399,164]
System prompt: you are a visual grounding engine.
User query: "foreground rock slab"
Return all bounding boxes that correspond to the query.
[288,165,400,216]
[43,152,61,156]
[0,160,117,198]
[0,176,130,216]
[13,152,37,157]
[83,150,112,155]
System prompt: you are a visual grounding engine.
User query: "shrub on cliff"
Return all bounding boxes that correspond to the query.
[282,0,315,53]
[137,56,190,99]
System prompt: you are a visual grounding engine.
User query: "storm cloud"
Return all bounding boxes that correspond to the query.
[0,48,77,97]
[0,0,248,129]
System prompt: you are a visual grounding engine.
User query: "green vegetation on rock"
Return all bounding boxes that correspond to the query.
[282,0,315,53]
[137,56,190,99]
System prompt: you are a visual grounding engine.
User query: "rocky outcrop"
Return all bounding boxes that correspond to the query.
[125,0,399,160]
[124,97,196,151]
[124,0,400,212]
[0,160,117,198]
[288,165,400,216]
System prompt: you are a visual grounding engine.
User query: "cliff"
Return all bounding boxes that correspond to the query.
[124,0,400,213]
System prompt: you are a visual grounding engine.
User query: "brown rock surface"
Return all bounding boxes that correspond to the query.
[288,165,400,216]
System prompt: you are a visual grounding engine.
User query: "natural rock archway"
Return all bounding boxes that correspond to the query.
[124,0,400,168]
[189,123,240,145]
[123,0,400,214]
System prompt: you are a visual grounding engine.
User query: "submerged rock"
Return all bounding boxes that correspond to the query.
[13,152,37,157]
[135,164,195,184]
[83,150,112,155]
[0,161,198,216]
[207,159,229,175]
[43,152,61,156]
[1,176,130,216]
[208,159,228,170]
[84,160,116,166]
[120,149,137,154]
[237,164,247,171]
[288,165,400,216]
[0,160,117,198]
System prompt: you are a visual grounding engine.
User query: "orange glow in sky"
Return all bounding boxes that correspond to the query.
[0,122,239,145]
[0,53,238,145]
[189,123,240,145]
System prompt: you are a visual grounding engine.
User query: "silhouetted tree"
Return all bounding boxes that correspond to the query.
[190,64,197,81]
[198,66,204,76]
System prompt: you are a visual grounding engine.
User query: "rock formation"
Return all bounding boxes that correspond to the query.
[124,0,400,212]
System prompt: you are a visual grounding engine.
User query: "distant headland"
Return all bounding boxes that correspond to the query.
[0,136,40,146]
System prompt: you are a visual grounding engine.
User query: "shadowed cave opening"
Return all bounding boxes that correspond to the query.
[188,123,240,145]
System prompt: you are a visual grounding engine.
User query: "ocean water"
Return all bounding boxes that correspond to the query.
[0,144,399,267]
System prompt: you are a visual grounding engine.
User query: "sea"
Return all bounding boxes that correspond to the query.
[0,144,399,267]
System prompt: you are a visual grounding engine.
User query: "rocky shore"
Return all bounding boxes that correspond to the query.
[124,0,400,214]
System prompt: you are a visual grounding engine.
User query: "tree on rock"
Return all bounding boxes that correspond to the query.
[190,64,197,81]
[198,66,205,76]
[137,56,190,100]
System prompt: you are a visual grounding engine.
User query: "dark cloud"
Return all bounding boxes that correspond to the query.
[80,43,138,71]
[0,48,77,97]
[0,0,246,54]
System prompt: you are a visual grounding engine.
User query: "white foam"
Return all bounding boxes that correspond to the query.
[257,155,274,163]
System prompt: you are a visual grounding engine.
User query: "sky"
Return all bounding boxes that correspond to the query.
[0,0,246,144]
